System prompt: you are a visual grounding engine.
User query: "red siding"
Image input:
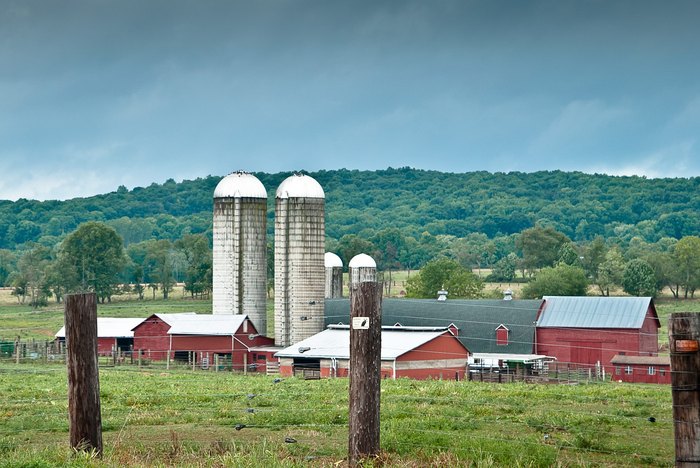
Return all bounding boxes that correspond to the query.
[613,364,671,384]
[133,315,171,361]
[97,337,116,356]
[496,326,509,346]
[536,324,659,373]
[400,333,468,362]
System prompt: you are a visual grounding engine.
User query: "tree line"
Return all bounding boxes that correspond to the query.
[1,168,700,304]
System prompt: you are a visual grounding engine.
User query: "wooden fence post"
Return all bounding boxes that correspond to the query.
[670,312,700,467]
[348,280,382,466]
[64,293,102,456]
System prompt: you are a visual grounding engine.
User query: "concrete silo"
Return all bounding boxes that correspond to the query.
[212,172,268,335]
[349,253,377,289]
[274,174,325,347]
[324,252,343,299]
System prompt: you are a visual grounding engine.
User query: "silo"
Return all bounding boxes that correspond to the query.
[324,252,343,299]
[274,174,325,346]
[212,172,268,335]
[349,253,377,289]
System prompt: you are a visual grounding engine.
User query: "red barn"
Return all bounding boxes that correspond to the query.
[535,296,660,374]
[132,313,273,370]
[610,355,671,384]
[276,325,469,380]
[55,317,145,356]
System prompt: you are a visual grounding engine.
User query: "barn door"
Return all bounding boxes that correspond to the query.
[571,341,602,367]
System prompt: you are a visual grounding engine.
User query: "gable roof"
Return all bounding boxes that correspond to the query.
[275,325,466,360]
[55,317,145,339]
[537,296,657,329]
[324,298,541,354]
[167,314,250,336]
[132,312,197,331]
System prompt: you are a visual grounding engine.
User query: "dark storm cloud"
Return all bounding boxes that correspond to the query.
[1,0,699,199]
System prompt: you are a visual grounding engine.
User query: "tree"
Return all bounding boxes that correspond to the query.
[557,242,581,266]
[406,258,483,299]
[489,253,518,282]
[674,236,700,298]
[595,247,625,296]
[516,226,570,275]
[622,259,657,297]
[175,234,212,298]
[145,239,176,299]
[14,244,52,308]
[521,264,589,299]
[60,222,127,303]
[0,249,17,287]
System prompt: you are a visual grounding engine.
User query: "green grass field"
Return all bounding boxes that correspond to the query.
[0,364,674,467]
[1,282,698,465]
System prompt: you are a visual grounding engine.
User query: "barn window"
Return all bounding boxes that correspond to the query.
[660,368,666,376]
[615,367,621,375]
[625,366,633,375]
[495,324,509,346]
[648,366,656,375]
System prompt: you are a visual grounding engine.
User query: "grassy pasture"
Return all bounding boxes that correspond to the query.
[0,364,674,467]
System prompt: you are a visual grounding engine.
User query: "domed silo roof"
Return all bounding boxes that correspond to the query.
[349,253,376,268]
[214,171,267,199]
[276,174,325,199]
[325,252,343,268]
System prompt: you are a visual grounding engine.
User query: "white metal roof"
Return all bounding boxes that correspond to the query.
[55,317,145,338]
[214,171,267,199]
[325,252,343,268]
[276,174,325,199]
[349,253,376,268]
[166,314,249,335]
[275,326,460,360]
[537,296,654,329]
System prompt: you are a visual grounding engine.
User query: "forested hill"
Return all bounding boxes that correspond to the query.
[1,167,699,250]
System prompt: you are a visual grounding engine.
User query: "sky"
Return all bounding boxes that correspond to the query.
[1,0,699,201]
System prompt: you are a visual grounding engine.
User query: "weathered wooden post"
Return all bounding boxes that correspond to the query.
[670,313,700,467]
[64,293,102,455]
[348,253,382,466]
[14,336,20,364]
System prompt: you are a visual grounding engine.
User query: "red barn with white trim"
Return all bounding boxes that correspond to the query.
[276,325,469,380]
[55,317,144,356]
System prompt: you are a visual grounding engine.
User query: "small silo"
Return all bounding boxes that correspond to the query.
[349,253,378,289]
[212,172,268,335]
[324,252,343,299]
[274,174,326,346]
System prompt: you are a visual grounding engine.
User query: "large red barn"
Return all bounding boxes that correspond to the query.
[132,313,273,370]
[275,325,469,380]
[535,296,660,374]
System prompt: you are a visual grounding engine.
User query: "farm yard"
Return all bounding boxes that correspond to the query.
[0,363,674,467]
[0,287,697,466]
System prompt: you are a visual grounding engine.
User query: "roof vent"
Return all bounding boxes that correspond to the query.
[503,289,513,301]
[437,289,448,301]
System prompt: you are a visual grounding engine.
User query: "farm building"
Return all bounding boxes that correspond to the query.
[275,325,469,380]
[55,317,145,356]
[132,313,273,369]
[610,354,671,384]
[324,298,542,355]
[535,296,660,373]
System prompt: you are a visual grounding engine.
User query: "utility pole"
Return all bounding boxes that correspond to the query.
[669,312,700,467]
[64,293,103,456]
[348,279,382,465]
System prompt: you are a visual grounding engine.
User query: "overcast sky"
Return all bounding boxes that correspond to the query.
[2,0,699,201]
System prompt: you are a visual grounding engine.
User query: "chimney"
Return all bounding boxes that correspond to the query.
[437,289,448,301]
[503,289,513,301]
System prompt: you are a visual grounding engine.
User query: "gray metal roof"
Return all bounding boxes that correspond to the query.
[537,296,656,329]
[55,317,145,338]
[275,325,465,360]
[325,298,542,354]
